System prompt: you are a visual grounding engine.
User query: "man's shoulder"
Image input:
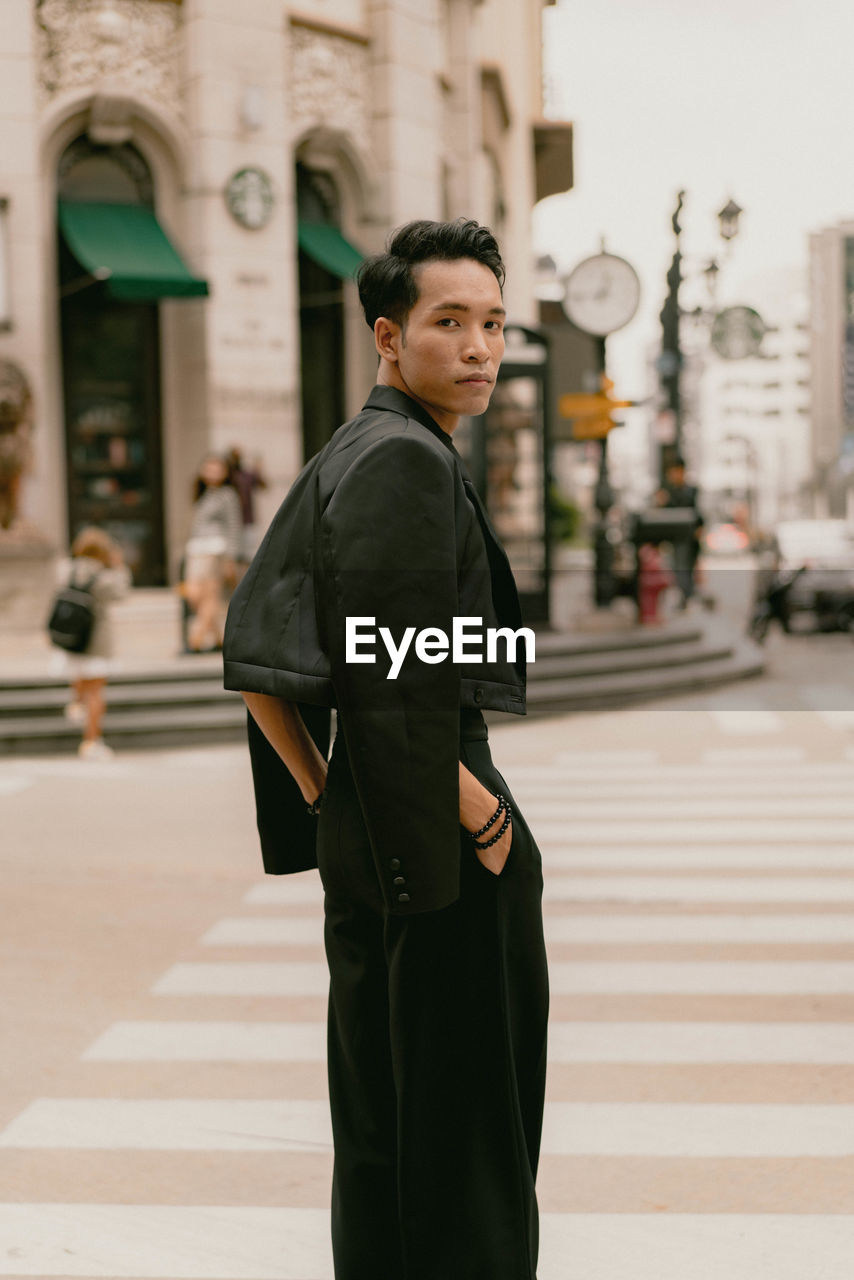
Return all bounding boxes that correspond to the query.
[322,404,456,482]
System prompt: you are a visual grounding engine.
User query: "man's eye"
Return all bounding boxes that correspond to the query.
[437,317,458,327]
[485,321,503,331]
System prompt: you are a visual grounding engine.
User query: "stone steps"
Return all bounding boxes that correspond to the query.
[0,618,764,755]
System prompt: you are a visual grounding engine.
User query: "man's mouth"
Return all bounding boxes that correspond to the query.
[458,375,492,384]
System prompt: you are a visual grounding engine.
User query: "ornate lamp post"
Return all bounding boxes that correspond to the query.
[562,248,641,606]
[657,192,746,477]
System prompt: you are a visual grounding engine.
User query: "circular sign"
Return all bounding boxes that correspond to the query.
[710,306,766,360]
[563,253,641,336]
[225,167,275,230]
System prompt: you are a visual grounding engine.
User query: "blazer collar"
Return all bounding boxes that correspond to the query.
[361,385,522,632]
[363,385,457,454]
[362,384,505,554]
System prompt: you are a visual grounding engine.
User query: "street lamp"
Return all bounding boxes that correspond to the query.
[702,258,720,295]
[658,190,744,474]
[717,198,743,243]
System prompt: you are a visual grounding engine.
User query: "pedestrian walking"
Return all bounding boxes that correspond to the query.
[226,446,268,566]
[654,455,704,608]
[223,219,549,1280]
[180,454,241,652]
[50,526,131,760]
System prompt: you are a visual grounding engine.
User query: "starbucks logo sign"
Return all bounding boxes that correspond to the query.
[225,168,275,231]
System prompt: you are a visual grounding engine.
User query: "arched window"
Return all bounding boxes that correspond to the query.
[296,163,346,461]
[58,138,154,207]
[57,137,166,585]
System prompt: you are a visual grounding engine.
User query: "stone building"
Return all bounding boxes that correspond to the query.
[697,269,812,531]
[0,0,571,592]
[809,221,854,517]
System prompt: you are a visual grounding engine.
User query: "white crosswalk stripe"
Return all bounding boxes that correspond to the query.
[152,962,330,997]
[82,1020,328,1062]
[535,819,854,842]
[243,878,323,906]
[151,958,854,995]
[196,908,854,945]
[0,1205,330,1279]
[3,1206,852,1280]
[544,846,854,868]
[527,795,854,817]
[543,912,854,943]
[517,776,854,797]
[702,745,806,763]
[542,876,854,902]
[81,1019,854,1065]
[0,775,33,798]
[201,916,321,946]
[709,709,785,733]
[8,1098,854,1157]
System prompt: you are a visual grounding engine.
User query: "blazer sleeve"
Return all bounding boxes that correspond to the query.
[317,433,462,914]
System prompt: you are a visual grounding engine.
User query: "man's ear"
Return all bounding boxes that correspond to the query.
[374,316,402,363]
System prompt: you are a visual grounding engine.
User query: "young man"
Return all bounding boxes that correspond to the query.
[223,219,549,1280]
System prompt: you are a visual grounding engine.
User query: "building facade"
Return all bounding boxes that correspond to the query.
[809,221,854,518]
[697,269,812,532]
[1,0,570,591]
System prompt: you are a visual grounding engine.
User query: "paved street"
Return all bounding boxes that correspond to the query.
[2,636,854,1278]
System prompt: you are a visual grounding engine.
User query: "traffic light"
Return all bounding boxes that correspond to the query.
[559,374,634,441]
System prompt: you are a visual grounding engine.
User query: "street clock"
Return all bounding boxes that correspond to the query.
[563,252,641,336]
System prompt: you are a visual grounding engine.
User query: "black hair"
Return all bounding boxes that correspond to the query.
[192,453,232,503]
[356,218,505,330]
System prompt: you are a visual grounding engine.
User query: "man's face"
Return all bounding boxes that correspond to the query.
[376,258,506,431]
[666,464,685,487]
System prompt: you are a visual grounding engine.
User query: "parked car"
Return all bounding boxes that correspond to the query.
[769,519,854,630]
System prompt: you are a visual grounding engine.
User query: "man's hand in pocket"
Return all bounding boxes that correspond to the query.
[459,763,512,876]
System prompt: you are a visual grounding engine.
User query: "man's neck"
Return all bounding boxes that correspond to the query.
[376,365,458,435]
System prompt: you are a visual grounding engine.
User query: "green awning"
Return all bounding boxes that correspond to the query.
[58,200,209,301]
[298,221,364,279]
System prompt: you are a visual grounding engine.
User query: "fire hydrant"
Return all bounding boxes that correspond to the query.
[637,542,671,624]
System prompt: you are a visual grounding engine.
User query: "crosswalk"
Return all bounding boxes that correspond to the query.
[2,713,854,1277]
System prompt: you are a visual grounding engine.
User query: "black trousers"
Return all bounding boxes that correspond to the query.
[315,710,549,1280]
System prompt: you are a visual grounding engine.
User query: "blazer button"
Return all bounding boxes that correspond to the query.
[389,858,401,870]
[474,688,484,705]
[398,892,411,904]
[393,876,406,887]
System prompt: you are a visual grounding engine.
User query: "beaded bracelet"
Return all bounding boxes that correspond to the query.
[468,794,507,840]
[471,804,512,850]
[306,791,323,816]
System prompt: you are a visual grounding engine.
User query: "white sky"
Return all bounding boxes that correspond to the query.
[535,0,854,401]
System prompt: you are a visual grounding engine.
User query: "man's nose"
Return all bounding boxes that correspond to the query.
[463,330,490,361]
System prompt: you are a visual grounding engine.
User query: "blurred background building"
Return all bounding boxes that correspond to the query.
[809,219,854,520]
[698,268,812,532]
[0,0,571,589]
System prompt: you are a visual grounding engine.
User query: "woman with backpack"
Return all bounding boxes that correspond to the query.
[50,526,131,760]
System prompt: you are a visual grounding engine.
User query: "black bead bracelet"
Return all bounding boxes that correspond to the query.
[468,794,507,840]
[471,804,512,850]
[306,791,323,816]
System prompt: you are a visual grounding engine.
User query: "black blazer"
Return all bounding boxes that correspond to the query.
[223,386,527,914]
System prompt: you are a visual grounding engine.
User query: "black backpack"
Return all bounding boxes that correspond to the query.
[46,566,100,653]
